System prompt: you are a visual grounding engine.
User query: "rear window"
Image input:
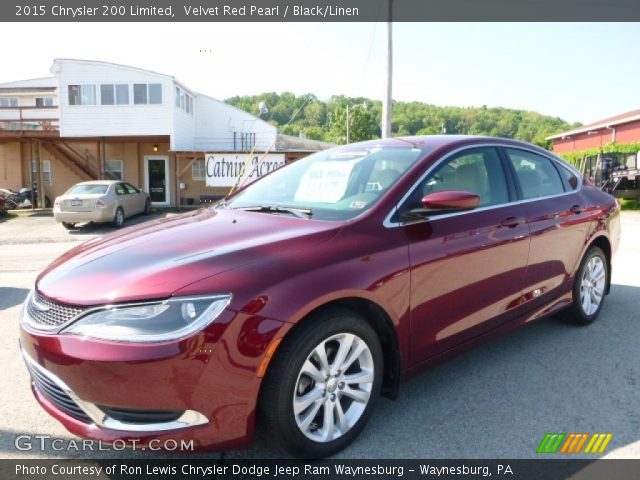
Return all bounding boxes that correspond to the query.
[505,149,565,199]
[66,184,108,195]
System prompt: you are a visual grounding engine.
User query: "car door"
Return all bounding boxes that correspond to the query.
[503,147,591,311]
[396,146,531,364]
[124,183,143,214]
[114,183,129,216]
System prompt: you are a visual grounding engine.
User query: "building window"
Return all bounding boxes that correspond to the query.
[134,83,162,105]
[68,85,96,105]
[192,159,205,180]
[35,97,54,107]
[149,84,162,104]
[0,97,19,107]
[133,84,147,104]
[105,159,124,180]
[31,159,52,184]
[175,86,194,115]
[100,84,129,105]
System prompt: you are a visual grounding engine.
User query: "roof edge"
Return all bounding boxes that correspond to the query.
[547,111,640,140]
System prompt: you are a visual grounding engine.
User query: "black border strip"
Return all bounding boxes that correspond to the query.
[6,0,640,22]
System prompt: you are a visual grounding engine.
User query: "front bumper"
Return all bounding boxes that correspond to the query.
[19,305,289,450]
[22,350,208,432]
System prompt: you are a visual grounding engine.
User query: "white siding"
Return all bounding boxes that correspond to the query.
[172,85,195,151]
[49,60,276,152]
[55,60,174,140]
[194,95,276,151]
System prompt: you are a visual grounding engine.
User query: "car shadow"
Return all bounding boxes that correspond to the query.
[0,287,30,310]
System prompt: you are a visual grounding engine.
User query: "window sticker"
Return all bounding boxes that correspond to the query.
[294,159,360,203]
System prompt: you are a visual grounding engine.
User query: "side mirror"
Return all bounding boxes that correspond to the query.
[401,190,480,222]
[421,190,480,211]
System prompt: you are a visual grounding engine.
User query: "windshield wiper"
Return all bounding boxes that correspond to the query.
[236,205,313,219]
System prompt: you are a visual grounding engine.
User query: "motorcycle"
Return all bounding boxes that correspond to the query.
[0,185,51,209]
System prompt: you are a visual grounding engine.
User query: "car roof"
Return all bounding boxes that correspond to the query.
[346,135,543,151]
[73,180,123,186]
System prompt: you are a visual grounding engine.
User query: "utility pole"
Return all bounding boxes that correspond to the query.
[381,0,393,138]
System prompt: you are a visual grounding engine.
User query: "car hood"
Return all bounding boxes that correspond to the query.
[36,208,341,306]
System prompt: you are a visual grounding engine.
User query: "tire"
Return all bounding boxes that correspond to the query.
[562,246,608,325]
[144,198,151,215]
[61,222,76,230]
[112,207,125,228]
[259,308,383,458]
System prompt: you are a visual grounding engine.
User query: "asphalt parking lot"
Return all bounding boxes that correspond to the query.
[0,210,638,460]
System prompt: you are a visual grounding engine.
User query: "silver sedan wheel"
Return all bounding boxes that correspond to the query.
[293,333,374,443]
[580,256,606,316]
[114,208,124,226]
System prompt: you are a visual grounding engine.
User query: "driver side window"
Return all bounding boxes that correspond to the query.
[402,147,509,213]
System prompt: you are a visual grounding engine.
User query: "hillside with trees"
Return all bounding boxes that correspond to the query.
[225,92,580,149]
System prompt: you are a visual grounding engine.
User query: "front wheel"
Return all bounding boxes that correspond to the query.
[61,222,76,230]
[259,308,382,458]
[144,198,151,215]
[562,246,608,325]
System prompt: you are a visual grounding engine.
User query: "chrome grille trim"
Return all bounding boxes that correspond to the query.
[23,290,86,332]
[22,351,92,424]
[21,349,210,432]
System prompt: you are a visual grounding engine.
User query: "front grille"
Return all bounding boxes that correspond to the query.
[25,361,92,423]
[26,291,85,329]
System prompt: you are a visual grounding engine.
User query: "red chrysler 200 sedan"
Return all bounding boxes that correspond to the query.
[20,136,620,458]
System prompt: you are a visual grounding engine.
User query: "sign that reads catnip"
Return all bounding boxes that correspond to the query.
[205,153,285,187]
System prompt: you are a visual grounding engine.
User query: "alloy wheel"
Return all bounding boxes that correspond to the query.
[293,333,374,443]
[580,256,606,316]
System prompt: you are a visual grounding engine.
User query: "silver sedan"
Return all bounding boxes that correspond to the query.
[53,180,151,229]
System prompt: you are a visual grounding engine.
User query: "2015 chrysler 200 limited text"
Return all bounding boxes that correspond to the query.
[20,136,620,457]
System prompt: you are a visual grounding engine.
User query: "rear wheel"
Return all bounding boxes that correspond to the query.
[61,222,76,230]
[112,207,125,228]
[563,246,608,325]
[260,308,382,458]
[144,198,151,215]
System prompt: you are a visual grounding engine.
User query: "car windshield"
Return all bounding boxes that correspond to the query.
[66,184,109,195]
[222,145,428,220]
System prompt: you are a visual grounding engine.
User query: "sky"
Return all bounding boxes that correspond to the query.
[0,22,638,124]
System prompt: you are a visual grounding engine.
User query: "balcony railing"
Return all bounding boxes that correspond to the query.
[0,106,59,131]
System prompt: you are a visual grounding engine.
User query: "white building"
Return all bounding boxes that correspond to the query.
[0,59,329,206]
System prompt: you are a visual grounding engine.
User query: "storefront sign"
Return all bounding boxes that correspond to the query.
[205,153,285,187]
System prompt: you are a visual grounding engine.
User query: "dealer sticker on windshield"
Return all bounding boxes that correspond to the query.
[294,159,360,203]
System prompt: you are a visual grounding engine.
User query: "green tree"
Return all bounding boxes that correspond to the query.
[225,92,579,149]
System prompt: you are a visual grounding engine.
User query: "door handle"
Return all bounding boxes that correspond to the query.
[570,204,585,214]
[500,216,525,228]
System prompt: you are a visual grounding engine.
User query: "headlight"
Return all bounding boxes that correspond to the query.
[61,294,231,343]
